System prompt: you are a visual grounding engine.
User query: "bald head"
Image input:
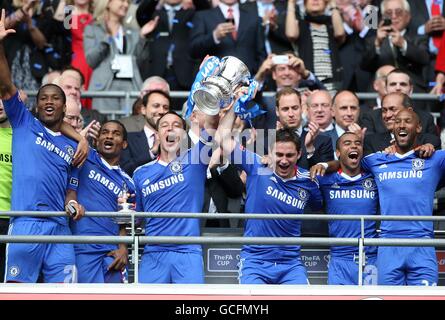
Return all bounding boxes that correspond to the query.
[373,65,395,98]
[64,97,82,131]
[307,90,333,129]
[393,108,421,152]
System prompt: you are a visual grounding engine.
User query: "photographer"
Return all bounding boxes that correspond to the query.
[361,0,430,93]
[251,52,326,131]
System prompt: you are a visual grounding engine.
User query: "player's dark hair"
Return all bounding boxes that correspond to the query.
[275,87,301,109]
[271,127,301,152]
[142,89,171,107]
[156,111,186,131]
[335,132,361,151]
[36,84,67,104]
[102,120,128,141]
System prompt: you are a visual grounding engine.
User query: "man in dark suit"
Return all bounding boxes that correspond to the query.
[364,92,440,155]
[135,0,210,90]
[360,69,438,136]
[243,0,295,55]
[337,0,374,91]
[119,76,171,133]
[361,0,430,93]
[189,0,267,75]
[120,90,170,175]
[408,0,445,82]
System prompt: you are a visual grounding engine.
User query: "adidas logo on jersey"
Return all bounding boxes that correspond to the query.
[143,179,150,186]
[270,176,277,183]
[331,183,340,189]
[379,164,388,169]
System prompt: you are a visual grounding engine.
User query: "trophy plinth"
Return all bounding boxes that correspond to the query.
[192,56,250,115]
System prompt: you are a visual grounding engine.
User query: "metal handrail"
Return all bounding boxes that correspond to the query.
[8,211,445,221]
[4,210,445,286]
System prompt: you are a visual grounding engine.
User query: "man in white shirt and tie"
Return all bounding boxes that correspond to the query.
[120,90,170,175]
[190,0,267,75]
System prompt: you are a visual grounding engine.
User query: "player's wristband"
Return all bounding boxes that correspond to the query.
[318,162,328,169]
[66,200,78,217]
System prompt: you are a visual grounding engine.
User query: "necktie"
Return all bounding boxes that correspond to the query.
[227,8,237,40]
[167,7,175,32]
[431,0,442,49]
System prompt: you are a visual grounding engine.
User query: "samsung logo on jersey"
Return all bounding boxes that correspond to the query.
[142,174,185,196]
[35,137,72,164]
[0,153,12,163]
[88,170,122,195]
[378,170,423,182]
[266,186,306,209]
[329,190,376,199]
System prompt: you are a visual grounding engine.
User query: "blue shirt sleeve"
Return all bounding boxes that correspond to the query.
[133,173,144,212]
[361,154,374,173]
[68,168,80,191]
[2,91,33,128]
[308,179,323,211]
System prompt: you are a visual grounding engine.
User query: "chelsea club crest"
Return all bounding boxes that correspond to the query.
[362,178,376,191]
[169,161,182,174]
[412,158,425,171]
[298,188,308,201]
[66,145,75,157]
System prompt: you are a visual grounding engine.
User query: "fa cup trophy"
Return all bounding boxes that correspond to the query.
[193,56,251,115]
[114,182,133,225]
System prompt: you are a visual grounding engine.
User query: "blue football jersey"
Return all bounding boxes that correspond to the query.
[2,92,77,226]
[69,149,135,253]
[231,144,323,261]
[362,150,445,238]
[318,171,378,257]
[133,139,212,254]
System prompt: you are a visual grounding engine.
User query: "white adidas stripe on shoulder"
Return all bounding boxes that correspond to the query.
[133,158,158,175]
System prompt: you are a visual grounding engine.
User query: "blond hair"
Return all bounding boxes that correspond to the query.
[93,0,131,24]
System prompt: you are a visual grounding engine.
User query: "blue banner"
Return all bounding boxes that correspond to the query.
[234,79,266,126]
[185,56,221,119]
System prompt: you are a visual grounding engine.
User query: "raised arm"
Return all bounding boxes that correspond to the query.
[60,121,89,167]
[285,0,299,42]
[330,1,346,44]
[0,9,17,100]
[215,103,237,158]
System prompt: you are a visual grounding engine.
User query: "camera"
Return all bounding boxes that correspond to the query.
[382,17,392,26]
[272,55,289,65]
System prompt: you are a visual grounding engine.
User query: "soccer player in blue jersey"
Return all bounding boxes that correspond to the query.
[361,106,445,286]
[133,109,218,283]
[0,12,89,283]
[314,96,444,286]
[316,132,379,285]
[68,120,135,283]
[217,100,323,284]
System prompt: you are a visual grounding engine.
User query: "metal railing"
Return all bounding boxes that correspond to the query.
[24,90,444,121]
[3,211,445,285]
